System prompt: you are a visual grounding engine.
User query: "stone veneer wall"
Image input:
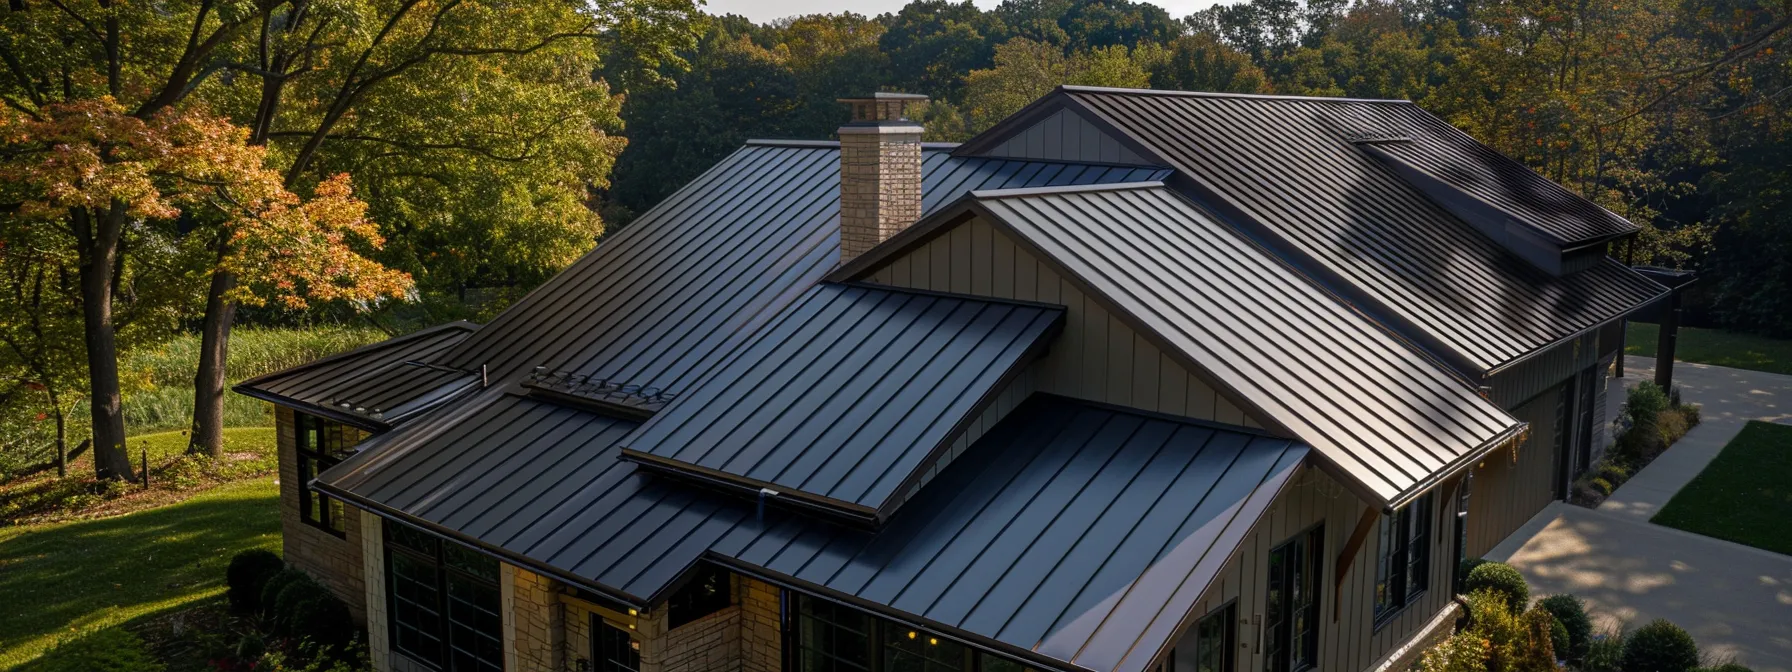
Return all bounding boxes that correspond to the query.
[275,405,371,621]
[738,576,782,672]
[361,510,391,672]
[506,565,565,671]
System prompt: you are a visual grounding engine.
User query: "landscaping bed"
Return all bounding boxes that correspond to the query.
[1569,382,1700,508]
[1652,420,1792,556]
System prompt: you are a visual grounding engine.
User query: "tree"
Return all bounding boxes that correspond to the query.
[880,0,1001,101]
[0,0,419,476]
[1144,32,1274,93]
[166,0,700,458]
[963,37,1149,131]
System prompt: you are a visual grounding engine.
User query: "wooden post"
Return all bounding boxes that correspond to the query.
[141,447,149,488]
[1655,288,1680,391]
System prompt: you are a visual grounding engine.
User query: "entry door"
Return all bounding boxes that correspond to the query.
[1573,368,1598,477]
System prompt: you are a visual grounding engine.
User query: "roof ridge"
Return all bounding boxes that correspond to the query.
[743,139,964,149]
[969,180,1165,200]
[1058,84,1414,105]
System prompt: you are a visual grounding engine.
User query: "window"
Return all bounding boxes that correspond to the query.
[593,618,641,672]
[1265,527,1321,672]
[385,522,504,672]
[295,413,355,536]
[1375,494,1434,624]
[1190,603,1236,672]
[668,563,733,629]
[785,593,1018,672]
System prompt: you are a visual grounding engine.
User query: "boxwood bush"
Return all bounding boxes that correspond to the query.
[1538,594,1593,659]
[1465,561,1529,613]
[1622,619,1700,672]
[226,549,286,613]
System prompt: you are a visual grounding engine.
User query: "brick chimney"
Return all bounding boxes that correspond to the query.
[837,92,928,261]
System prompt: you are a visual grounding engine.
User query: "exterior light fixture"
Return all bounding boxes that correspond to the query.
[907,631,916,640]
[929,638,939,646]
[628,609,638,616]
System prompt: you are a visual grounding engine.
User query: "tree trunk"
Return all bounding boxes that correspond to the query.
[74,204,135,481]
[187,264,237,458]
[51,393,67,479]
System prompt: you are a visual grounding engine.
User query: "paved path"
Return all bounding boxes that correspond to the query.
[1600,356,1792,520]
[1484,356,1792,671]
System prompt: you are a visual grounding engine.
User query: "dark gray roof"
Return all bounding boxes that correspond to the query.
[841,183,1523,508]
[619,283,1062,522]
[1025,88,1664,373]
[429,143,1167,398]
[233,322,478,430]
[319,393,1305,672]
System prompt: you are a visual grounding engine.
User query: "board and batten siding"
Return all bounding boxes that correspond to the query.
[976,107,1153,166]
[1462,390,1561,559]
[862,216,1264,429]
[1174,467,1463,672]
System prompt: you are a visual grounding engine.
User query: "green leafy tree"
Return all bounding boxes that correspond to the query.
[963,38,1149,131]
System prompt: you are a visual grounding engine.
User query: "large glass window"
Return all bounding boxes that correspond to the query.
[1191,603,1237,672]
[1374,494,1434,624]
[1265,527,1321,672]
[385,523,503,672]
[786,593,1017,672]
[593,618,641,672]
[295,413,354,536]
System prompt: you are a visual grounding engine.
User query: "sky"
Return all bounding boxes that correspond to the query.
[699,0,1225,24]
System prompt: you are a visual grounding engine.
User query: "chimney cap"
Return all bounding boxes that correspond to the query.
[839,92,929,126]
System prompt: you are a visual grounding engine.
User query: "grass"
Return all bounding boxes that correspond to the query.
[116,326,386,434]
[0,475,281,668]
[1652,420,1792,555]
[1626,322,1792,376]
[1,428,276,526]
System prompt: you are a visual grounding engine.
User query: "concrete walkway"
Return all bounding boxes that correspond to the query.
[1484,356,1792,671]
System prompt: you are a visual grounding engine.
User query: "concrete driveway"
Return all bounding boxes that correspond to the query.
[1484,356,1792,672]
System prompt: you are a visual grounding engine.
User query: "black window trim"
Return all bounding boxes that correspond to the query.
[779,590,1029,672]
[667,562,736,630]
[1180,599,1238,672]
[1373,493,1434,630]
[592,614,641,672]
[1264,523,1323,672]
[384,521,505,672]
[295,412,350,538]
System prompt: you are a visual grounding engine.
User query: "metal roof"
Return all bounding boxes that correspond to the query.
[619,283,1062,522]
[430,144,1167,398]
[233,322,479,430]
[319,393,1306,672]
[1023,88,1665,373]
[845,183,1524,508]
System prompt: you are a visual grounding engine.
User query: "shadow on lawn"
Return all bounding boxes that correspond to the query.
[0,482,279,667]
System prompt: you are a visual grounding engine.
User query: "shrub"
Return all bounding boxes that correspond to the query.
[1626,383,1670,430]
[271,575,331,635]
[1583,627,1628,672]
[1591,477,1616,496]
[1460,556,1490,583]
[1597,462,1631,484]
[288,591,357,650]
[1538,594,1593,660]
[1466,561,1530,613]
[1465,590,1521,672]
[1681,403,1701,426]
[260,568,313,621]
[227,549,286,613]
[1622,619,1700,672]
[1659,409,1692,446]
[17,627,167,672]
[1517,608,1559,672]
[1418,633,1491,672]
[1549,618,1570,662]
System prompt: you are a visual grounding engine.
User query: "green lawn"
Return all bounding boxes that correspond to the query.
[1626,322,1792,376]
[1653,420,1792,555]
[0,474,281,667]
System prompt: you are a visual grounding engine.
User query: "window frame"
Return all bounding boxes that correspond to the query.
[592,616,641,672]
[295,413,352,537]
[781,592,1025,672]
[1264,526,1322,672]
[384,522,505,672]
[1373,493,1434,627]
[1189,601,1237,672]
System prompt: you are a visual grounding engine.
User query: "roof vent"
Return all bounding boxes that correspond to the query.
[1344,129,1413,145]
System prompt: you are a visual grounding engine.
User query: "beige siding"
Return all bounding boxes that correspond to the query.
[865,216,1263,428]
[1173,469,1463,672]
[1463,391,1561,560]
